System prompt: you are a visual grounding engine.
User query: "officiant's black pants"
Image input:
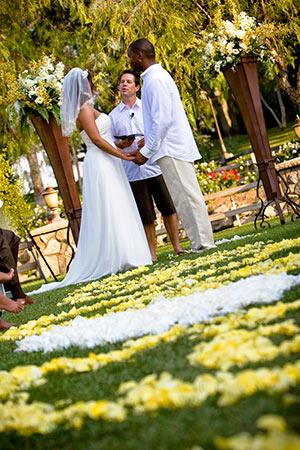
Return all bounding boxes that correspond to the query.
[0,228,26,299]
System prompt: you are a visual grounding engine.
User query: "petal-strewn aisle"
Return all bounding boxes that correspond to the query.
[16,272,300,353]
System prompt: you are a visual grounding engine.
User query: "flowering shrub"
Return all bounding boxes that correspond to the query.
[0,153,31,235]
[8,56,65,134]
[201,11,276,74]
[27,205,53,230]
[196,166,240,195]
[26,198,65,230]
[195,155,258,195]
[235,154,258,184]
[273,141,300,163]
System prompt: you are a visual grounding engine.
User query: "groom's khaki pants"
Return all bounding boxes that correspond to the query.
[157,156,215,251]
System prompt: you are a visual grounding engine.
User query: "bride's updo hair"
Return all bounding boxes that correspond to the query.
[60,68,93,137]
[87,70,94,91]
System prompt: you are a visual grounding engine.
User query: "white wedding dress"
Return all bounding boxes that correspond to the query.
[30,114,152,294]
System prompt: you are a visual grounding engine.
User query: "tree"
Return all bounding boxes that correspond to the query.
[252,0,300,110]
[0,0,299,172]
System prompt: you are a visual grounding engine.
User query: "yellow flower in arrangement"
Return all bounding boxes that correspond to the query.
[117,360,300,412]
[118,372,201,412]
[8,55,65,134]
[216,361,300,407]
[188,320,300,370]
[214,416,300,450]
[0,397,126,435]
[256,414,287,432]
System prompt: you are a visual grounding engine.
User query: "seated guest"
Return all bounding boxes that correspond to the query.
[0,227,36,305]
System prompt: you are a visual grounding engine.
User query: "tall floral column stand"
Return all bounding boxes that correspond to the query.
[222,55,300,228]
[31,113,82,243]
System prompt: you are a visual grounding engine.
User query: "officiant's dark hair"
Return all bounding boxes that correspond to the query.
[128,39,155,59]
[120,70,140,87]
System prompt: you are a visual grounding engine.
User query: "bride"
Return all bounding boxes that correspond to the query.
[30,68,152,294]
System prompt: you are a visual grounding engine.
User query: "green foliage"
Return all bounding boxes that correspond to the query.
[0,152,31,235]
[0,0,299,163]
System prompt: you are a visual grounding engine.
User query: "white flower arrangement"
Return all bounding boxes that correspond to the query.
[10,56,65,133]
[273,141,300,163]
[201,12,276,74]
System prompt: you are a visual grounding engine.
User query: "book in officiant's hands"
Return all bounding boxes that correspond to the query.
[114,134,144,140]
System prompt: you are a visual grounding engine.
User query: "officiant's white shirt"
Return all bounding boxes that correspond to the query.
[109,98,162,182]
[140,63,201,164]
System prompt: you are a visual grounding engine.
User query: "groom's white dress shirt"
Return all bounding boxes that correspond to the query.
[140,63,201,164]
[109,98,161,182]
[138,63,215,252]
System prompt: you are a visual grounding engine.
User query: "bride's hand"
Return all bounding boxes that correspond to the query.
[120,150,135,161]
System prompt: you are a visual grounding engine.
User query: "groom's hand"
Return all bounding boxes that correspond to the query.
[133,150,148,166]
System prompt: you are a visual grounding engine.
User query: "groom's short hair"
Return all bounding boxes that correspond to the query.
[128,39,155,59]
[120,70,140,87]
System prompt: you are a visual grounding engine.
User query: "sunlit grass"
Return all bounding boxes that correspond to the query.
[210,123,296,160]
[1,217,299,450]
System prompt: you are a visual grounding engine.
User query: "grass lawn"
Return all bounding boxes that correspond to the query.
[0,216,300,449]
[209,124,296,160]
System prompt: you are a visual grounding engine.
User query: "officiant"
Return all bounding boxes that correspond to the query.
[109,70,184,262]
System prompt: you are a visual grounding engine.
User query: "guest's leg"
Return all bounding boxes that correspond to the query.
[158,157,215,251]
[163,214,183,254]
[149,175,183,255]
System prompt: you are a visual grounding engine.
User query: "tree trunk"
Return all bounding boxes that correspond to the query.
[227,92,241,134]
[260,93,282,129]
[27,146,45,206]
[213,88,231,135]
[276,76,287,129]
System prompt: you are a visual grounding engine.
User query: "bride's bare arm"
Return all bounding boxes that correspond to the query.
[77,105,134,161]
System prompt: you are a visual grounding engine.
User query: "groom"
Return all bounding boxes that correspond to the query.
[127,39,215,253]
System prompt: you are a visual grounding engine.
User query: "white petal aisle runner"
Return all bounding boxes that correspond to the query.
[16,272,300,353]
